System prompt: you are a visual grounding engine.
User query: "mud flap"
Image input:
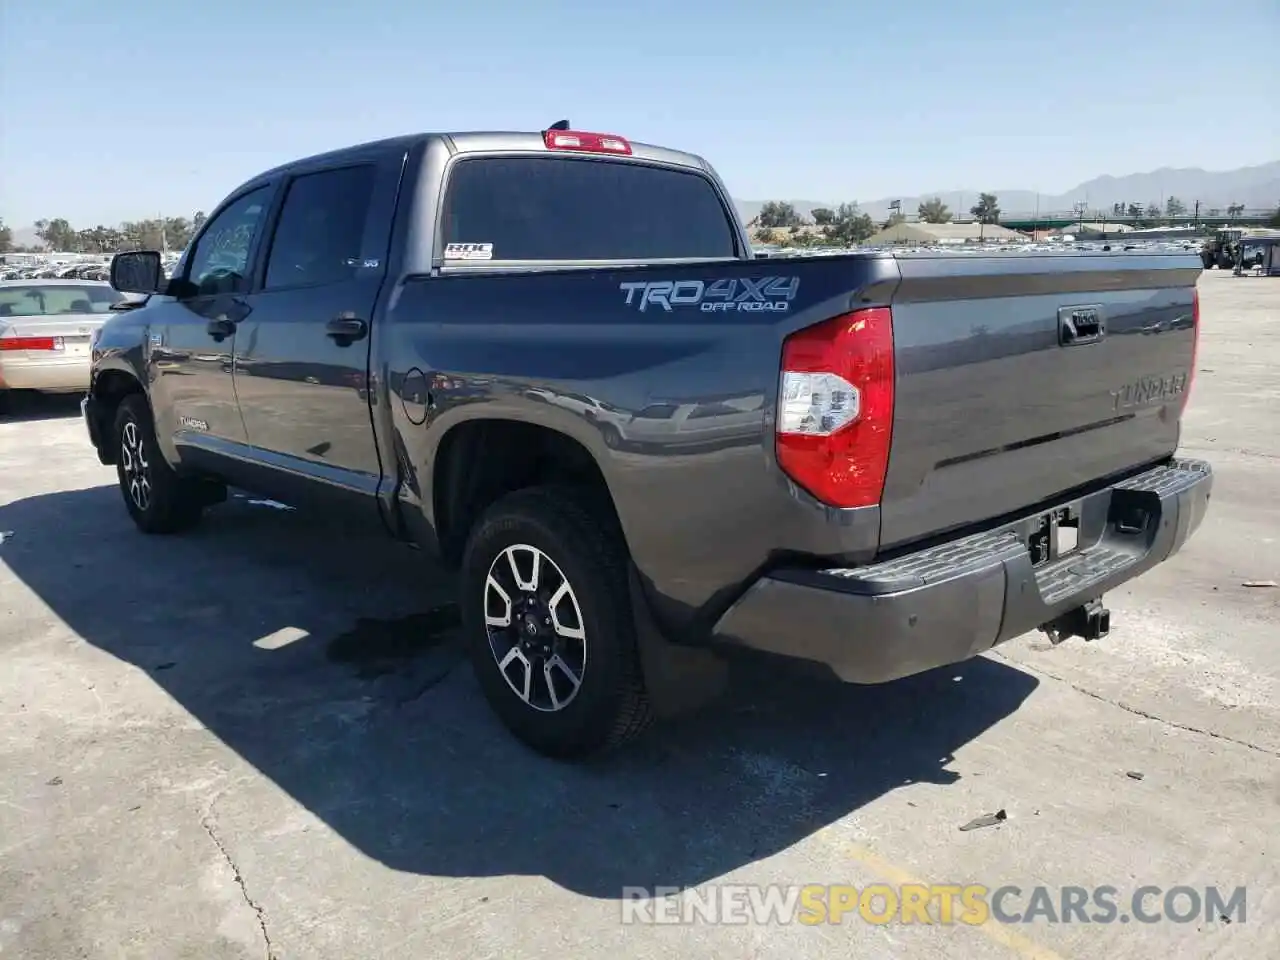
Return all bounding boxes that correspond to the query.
[628,567,729,718]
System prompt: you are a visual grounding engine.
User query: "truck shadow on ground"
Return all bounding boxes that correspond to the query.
[0,391,84,424]
[0,484,1039,900]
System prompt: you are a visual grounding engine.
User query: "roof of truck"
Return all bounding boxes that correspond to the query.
[247,130,713,184]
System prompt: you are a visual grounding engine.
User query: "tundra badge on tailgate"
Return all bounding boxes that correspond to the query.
[619,277,800,313]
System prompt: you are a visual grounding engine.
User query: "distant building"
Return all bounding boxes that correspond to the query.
[862,221,1028,245]
[1056,222,1134,237]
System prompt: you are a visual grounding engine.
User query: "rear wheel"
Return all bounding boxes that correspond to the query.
[114,395,206,534]
[461,486,652,758]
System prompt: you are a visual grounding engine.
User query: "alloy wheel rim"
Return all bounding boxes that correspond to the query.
[483,543,587,712]
[120,420,152,512]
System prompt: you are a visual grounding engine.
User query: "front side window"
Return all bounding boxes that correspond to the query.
[185,186,273,296]
[440,156,737,261]
[264,166,376,290]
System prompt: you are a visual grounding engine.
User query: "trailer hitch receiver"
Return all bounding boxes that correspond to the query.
[1040,598,1111,644]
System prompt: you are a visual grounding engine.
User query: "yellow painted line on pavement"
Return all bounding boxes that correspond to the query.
[660,742,1067,958]
[826,835,1069,960]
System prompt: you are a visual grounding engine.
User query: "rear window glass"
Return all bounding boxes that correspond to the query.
[440,156,737,261]
[0,284,123,318]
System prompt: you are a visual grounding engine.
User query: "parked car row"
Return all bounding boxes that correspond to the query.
[2,255,182,283]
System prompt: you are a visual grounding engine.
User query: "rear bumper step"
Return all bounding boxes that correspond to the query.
[712,458,1212,683]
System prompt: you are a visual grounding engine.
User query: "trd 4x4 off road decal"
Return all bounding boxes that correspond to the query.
[619,277,800,313]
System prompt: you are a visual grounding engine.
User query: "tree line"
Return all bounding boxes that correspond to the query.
[749,194,1279,246]
[749,193,999,246]
[1105,197,1252,226]
[0,214,208,255]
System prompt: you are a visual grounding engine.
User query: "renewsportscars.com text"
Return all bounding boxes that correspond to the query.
[620,883,1247,926]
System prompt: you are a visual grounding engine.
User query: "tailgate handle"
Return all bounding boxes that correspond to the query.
[1058,305,1105,346]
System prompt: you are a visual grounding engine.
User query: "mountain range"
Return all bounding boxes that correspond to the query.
[733,161,1280,222]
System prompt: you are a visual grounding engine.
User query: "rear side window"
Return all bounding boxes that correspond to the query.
[441,157,737,261]
[265,165,376,289]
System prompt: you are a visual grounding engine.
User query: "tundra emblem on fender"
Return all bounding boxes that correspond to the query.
[619,277,800,313]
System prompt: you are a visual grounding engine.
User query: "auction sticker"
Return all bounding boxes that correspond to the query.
[444,242,494,260]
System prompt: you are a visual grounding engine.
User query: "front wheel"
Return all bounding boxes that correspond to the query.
[114,395,207,534]
[461,487,652,758]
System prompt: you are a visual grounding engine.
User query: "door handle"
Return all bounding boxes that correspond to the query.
[207,317,236,342]
[326,316,367,346]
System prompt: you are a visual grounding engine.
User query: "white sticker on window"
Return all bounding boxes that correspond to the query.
[444,242,494,261]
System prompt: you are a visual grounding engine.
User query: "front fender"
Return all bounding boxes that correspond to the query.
[86,315,153,463]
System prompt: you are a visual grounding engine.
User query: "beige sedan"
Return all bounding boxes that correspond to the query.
[0,280,128,404]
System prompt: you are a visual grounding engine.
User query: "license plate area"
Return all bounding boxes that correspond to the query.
[1028,507,1079,567]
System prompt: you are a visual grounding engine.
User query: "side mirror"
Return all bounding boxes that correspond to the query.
[110,251,163,294]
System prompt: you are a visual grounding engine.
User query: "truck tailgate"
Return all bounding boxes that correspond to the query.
[880,253,1201,549]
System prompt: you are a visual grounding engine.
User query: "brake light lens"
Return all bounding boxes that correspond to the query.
[0,336,64,352]
[776,307,895,508]
[543,129,632,155]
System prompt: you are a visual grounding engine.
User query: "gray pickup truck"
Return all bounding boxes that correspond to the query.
[86,123,1212,758]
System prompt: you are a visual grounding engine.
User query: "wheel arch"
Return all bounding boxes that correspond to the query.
[90,366,147,465]
[431,416,626,568]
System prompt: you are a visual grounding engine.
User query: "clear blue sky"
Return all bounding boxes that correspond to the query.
[1,0,1276,227]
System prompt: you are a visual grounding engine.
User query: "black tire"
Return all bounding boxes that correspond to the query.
[601,423,622,449]
[113,394,206,534]
[461,486,652,759]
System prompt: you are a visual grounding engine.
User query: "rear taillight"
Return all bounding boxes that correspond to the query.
[776,307,894,508]
[0,336,64,352]
[543,129,633,155]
